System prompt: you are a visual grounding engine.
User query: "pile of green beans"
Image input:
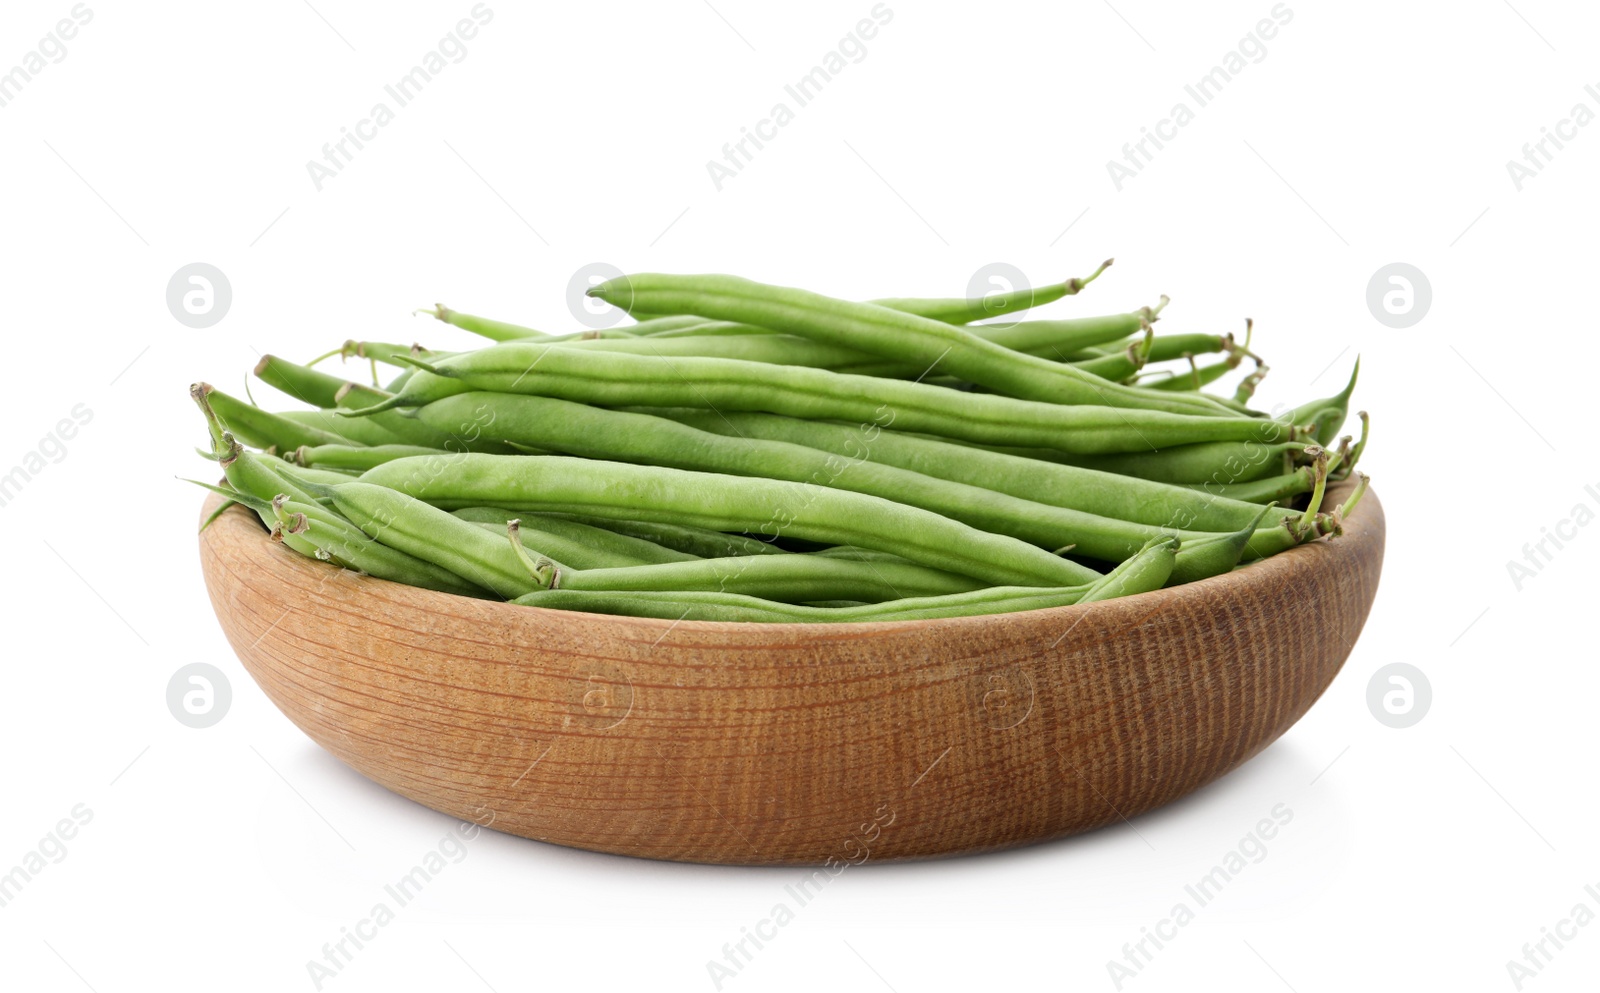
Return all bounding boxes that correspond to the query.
[189,262,1371,623]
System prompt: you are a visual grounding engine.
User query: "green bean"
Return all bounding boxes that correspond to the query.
[323,480,556,598]
[427,306,647,344]
[1184,467,1315,505]
[629,261,1114,329]
[376,367,471,409]
[810,546,914,563]
[194,389,486,595]
[331,382,517,454]
[1077,536,1178,602]
[1040,438,1304,485]
[540,514,788,558]
[254,356,508,453]
[642,302,1156,370]
[587,274,1241,417]
[513,588,819,622]
[1286,360,1360,445]
[357,453,1103,587]
[1144,354,1240,391]
[255,355,353,408]
[547,551,982,603]
[274,491,489,597]
[464,520,645,571]
[647,319,781,339]
[453,507,700,566]
[382,345,1282,455]
[412,392,1285,566]
[328,485,982,602]
[1167,503,1279,585]
[899,433,1300,485]
[574,307,1160,381]
[249,451,364,488]
[510,528,1179,622]
[519,586,1081,621]
[295,444,443,472]
[514,586,1095,622]
[625,315,721,335]
[653,409,1281,533]
[276,408,412,448]
[1089,332,1231,364]
[426,304,550,341]
[568,333,876,368]
[870,258,1113,323]
[978,302,1162,357]
[1068,327,1151,383]
[204,386,366,450]
[383,366,416,395]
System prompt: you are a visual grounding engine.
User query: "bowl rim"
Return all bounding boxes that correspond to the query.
[199,477,1376,635]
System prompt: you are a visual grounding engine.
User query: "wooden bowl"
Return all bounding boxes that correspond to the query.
[198,482,1383,865]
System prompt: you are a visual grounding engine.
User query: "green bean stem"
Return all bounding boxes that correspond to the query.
[1346,411,1370,473]
[1294,447,1331,537]
[1233,361,1269,403]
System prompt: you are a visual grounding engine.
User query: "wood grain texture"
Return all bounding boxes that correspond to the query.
[198,482,1384,865]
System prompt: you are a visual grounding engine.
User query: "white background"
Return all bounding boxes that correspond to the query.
[1,0,1596,990]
